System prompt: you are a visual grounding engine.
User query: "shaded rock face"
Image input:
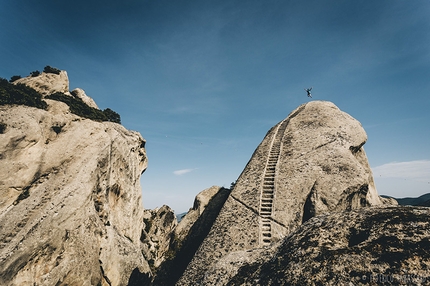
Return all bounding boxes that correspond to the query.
[151,186,231,286]
[206,206,430,285]
[127,186,231,286]
[139,187,225,279]
[178,101,388,284]
[141,205,178,270]
[174,185,222,242]
[0,101,148,284]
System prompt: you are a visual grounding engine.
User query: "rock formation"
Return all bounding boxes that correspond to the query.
[178,101,391,284]
[13,70,70,96]
[0,71,149,285]
[200,206,430,285]
[158,186,230,284]
[174,185,223,242]
[3,70,428,285]
[14,70,99,110]
[138,187,225,280]
[140,205,178,270]
[70,88,99,109]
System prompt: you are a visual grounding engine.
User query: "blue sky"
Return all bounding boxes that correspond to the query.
[1,0,429,212]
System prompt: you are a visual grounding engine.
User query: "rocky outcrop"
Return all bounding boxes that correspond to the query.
[151,186,231,286]
[141,205,178,270]
[0,76,149,285]
[178,101,391,284]
[13,71,70,96]
[138,187,226,279]
[127,186,231,286]
[71,88,99,109]
[202,206,430,285]
[14,71,99,110]
[174,185,222,242]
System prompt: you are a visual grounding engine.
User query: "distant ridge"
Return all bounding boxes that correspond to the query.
[381,193,430,207]
[176,212,187,222]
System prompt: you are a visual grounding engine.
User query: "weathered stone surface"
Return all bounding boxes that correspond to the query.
[152,186,231,286]
[138,184,224,279]
[13,71,70,96]
[71,88,99,109]
[174,185,221,242]
[0,100,149,284]
[178,101,392,285]
[203,206,430,285]
[141,205,178,270]
[13,71,100,111]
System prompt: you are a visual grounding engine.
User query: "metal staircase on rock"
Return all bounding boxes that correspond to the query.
[259,119,289,246]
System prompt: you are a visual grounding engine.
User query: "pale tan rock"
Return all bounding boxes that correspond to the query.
[13,71,70,96]
[138,186,225,285]
[71,88,99,109]
[178,101,388,285]
[0,101,149,285]
[151,186,231,286]
[380,196,399,205]
[13,71,100,111]
[141,205,178,269]
[174,185,221,241]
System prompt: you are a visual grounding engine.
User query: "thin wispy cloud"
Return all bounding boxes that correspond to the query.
[173,168,196,176]
[372,160,430,182]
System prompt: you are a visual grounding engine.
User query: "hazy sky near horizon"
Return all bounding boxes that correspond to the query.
[1,0,429,212]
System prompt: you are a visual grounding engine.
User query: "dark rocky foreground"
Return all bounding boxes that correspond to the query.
[201,206,430,285]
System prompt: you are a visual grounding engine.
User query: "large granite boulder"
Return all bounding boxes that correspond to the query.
[178,101,392,284]
[0,80,149,285]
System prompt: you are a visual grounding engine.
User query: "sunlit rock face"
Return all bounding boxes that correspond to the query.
[13,71,70,96]
[70,88,99,109]
[14,71,99,110]
[0,92,149,285]
[178,101,390,285]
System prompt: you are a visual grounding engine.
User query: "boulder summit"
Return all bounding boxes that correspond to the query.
[178,101,391,285]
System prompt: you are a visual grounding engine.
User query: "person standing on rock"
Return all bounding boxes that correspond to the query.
[305,87,312,98]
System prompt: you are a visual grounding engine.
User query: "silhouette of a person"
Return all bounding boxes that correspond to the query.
[304,87,312,98]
